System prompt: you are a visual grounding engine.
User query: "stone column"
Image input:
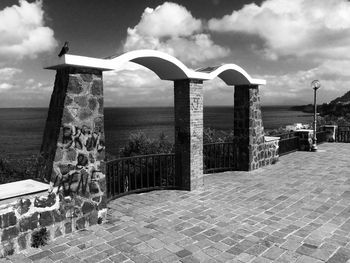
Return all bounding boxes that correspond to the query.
[322,125,337,142]
[39,66,106,210]
[174,79,204,190]
[234,85,265,171]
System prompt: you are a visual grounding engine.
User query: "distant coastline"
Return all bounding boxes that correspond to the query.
[289,104,314,113]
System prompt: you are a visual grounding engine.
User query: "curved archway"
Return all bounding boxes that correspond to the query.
[197,64,265,86]
[45,49,266,85]
[108,50,266,86]
[42,49,274,200]
[110,50,191,80]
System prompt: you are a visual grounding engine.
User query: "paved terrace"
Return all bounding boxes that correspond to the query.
[3,143,350,263]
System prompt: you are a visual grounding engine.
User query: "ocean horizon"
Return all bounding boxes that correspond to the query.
[0,106,313,159]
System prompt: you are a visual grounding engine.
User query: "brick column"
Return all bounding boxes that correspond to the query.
[234,85,265,171]
[39,66,106,212]
[174,79,204,190]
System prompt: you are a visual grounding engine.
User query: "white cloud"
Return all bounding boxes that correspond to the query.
[259,61,350,105]
[123,2,230,66]
[0,67,21,93]
[0,65,51,108]
[208,0,350,60]
[0,0,57,59]
[0,83,13,91]
[103,63,173,106]
[315,60,350,80]
[203,77,234,105]
[0,76,52,105]
[207,0,350,105]
[0,67,22,80]
[133,2,202,38]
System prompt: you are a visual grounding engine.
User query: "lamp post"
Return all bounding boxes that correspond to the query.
[311,80,321,152]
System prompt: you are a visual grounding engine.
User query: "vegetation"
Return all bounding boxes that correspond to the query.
[203,127,234,143]
[264,127,291,137]
[117,128,237,158]
[31,227,49,248]
[290,90,350,126]
[2,241,14,257]
[0,155,40,184]
[119,131,173,157]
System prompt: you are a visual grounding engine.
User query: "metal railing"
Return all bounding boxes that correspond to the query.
[203,141,237,173]
[337,126,350,143]
[278,136,299,156]
[277,130,329,156]
[316,131,328,144]
[272,132,295,140]
[106,153,176,200]
[106,128,337,199]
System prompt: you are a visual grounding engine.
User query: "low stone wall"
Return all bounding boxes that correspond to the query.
[263,137,280,166]
[250,137,279,170]
[0,189,106,257]
[0,67,108,258]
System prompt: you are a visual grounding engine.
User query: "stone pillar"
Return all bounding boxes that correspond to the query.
[294,130,313,151]
[234,85,265,171]
[174,79,204,190]
[323,125,337,142]
[39,66,106,210]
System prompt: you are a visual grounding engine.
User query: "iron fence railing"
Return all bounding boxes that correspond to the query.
[106,153,176,200]
[278,136,299,156]
[203,141,237,173]
[276,130,329,156]
[272,132,295,140]
[316,131,328,144]
[336,126,350,143]
[106,128,338,199]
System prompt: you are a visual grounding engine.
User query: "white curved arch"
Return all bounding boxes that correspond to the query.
[44,49,265,85]
[109,50,191,80]
[197,64,266,85]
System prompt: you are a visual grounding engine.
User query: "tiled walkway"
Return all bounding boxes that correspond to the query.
[3,143,350,263]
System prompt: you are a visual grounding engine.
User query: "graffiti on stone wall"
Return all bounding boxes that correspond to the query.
[191,95,202,111]
[52,124,105,198]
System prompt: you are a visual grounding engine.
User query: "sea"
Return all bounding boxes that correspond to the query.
[0,106,313,159]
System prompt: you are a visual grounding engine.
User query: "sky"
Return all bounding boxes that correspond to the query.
[0,0,349,107]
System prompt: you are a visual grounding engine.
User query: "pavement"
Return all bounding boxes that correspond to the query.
[2,143,350,263]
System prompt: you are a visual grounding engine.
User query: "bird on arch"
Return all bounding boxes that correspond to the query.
[58,41,69,57]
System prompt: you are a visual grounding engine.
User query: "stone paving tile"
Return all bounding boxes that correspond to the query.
[28,250,53,261]
[262,246,285,260]
[3,144,350,262]
[296,255,323,263]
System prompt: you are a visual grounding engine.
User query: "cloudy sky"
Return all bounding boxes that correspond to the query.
[0,0,349,107]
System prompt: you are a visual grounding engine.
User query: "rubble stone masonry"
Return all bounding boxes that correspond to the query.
[0,67,107,257]
[234,85,279,171]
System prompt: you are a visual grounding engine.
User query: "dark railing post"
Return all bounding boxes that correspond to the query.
[146,157,149,189]
[335,126,350,143]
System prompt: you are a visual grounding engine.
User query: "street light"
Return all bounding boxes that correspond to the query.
[311,80,321,152]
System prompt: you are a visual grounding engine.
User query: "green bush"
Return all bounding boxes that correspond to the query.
[203,128,234,143]
[0,155,40,184]
[31,227,49,248]
[119,129,238,158]
[119,131,173,157]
